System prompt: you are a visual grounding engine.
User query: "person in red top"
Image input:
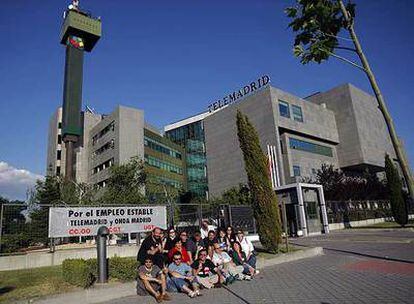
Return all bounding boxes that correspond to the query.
[168,240,192,265]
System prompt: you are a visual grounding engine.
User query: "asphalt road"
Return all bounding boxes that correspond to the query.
[100,229,414,304]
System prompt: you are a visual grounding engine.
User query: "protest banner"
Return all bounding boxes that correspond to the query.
[48,206,167,237]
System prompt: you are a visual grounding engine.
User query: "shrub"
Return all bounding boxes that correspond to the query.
[62,259,96,288]
[62,256,138,288]
[109,256,137,281]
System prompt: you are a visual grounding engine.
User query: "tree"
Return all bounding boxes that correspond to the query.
[304,163,387,200]
[385,154,408,227]
[210,184,252,208]
[99,156,147,205]
[236,110,282,253]
[286,0,414,200]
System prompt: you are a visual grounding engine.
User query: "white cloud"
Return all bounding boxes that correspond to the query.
[0,162,44,201]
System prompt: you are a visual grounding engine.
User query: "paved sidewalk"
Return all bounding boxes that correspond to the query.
[30,247,322,304]
[101,251,414,304]
[291,229,414,262]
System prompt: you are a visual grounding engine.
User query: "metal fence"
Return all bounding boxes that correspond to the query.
[325,200,392,224]
[0,202,257,256]
[1,200,399,255]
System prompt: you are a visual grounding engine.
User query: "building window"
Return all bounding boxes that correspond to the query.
[289,138,333,157]
[293,165,301,177]
[56,166,61,176]
[278,100,290,118]
[58,122,62,129]
[144,136,182,159]
[311,168,317,175]
[57,150,61,160]
[292,105,303,122]
[57,135,62,144]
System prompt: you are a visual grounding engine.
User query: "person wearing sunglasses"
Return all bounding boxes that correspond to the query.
[168,252,201,298]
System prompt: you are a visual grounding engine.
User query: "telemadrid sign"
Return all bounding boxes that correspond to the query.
[207,75,270,113]
[48,206,167,238]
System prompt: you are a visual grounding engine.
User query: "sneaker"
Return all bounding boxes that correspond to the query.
[255,270,260,275]
[188,291,196,298]
[244,275,252,281]
[195,290,202,296]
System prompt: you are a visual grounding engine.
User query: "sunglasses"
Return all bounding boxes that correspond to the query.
[173,258,181,261]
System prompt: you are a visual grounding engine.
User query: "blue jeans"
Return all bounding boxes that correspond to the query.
[247,254,256,268]
[171,277,188,291]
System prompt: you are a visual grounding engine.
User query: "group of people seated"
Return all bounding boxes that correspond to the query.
[136,220,259,302]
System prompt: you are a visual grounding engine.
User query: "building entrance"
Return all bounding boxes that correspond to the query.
[276,183,329,237]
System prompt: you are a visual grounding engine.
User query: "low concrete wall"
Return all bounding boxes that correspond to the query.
[0,245,138,272]
[329,214,414,231]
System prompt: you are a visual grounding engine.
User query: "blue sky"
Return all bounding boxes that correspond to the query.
[0,0,413,200]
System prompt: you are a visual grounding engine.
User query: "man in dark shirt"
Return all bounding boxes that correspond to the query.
[179,231,197,261]
[137,227,165,269]
[191,248,224,289]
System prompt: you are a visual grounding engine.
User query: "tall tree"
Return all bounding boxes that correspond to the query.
[236,110,282,253]
[286,0,414,200]
[385,154,408,227]
[99,156,147,205]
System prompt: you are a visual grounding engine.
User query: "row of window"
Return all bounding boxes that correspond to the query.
[144,137,182,159]
[92,158,114,175]
[279,100,304,122]
[150,176,183,189]
[92,121,115,145]
[144,155,183,175]
[289,138,333,157]
[292,166,318,177]
[92,139,114,157]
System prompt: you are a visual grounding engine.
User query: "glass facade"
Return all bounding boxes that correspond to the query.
[289,138,333,157]
[278,100,290,118]
[143,129,185,192]
[144,136,182,159]
[166,120,208,198]
[144,154,183,175]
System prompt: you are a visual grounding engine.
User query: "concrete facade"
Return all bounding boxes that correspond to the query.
[308,83,396,171]
[203,85,340,197]
[46,108,102,182]
[88,106,144,187]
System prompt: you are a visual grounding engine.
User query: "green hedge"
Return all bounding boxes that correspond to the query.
[62,259,96,288]
[109,256,137,281]
[62,256,138,288]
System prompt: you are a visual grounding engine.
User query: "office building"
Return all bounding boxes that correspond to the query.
[46,106,186,196]
[165,82,399,199]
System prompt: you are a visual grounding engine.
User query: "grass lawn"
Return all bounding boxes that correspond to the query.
[0,265,77,303]
[352,219,414,229]
[256,245,299,260]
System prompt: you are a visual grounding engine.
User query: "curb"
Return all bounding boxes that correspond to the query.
[257,246,323,269]
[28,247,323,304]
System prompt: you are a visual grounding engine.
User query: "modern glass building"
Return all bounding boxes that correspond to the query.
[144,127,186,202]
[164,113,210,198]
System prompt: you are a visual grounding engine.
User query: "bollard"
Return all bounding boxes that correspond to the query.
[96,226,109,283]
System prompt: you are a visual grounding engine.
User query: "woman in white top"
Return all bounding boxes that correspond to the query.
[235,229,258,273]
